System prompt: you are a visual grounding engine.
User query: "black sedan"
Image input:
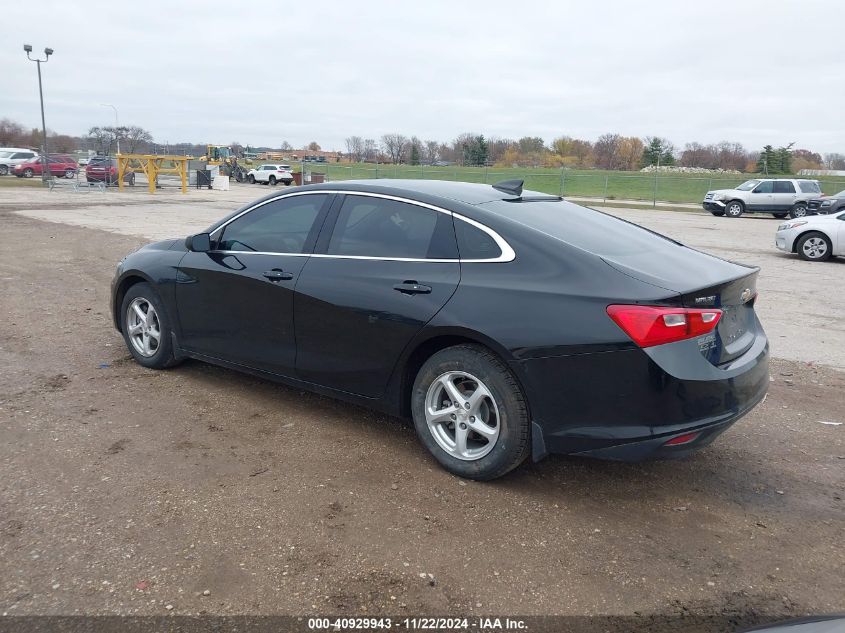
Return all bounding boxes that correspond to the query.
[111,179,769,480]
[807,189,845,215]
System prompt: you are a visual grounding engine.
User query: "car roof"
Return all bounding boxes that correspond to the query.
[309,179,528,205]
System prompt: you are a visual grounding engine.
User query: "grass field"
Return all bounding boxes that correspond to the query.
[299,163,845,204]
[0,176,43,188]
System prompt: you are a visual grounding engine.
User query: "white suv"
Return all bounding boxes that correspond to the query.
[247,164,294,186]
[702,178,822,219]
[0,148,38,176]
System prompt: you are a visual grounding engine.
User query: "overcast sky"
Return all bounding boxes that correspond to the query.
[2,0,844,154]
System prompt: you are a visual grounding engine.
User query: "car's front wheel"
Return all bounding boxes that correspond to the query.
[411,344,530,480]
[23,168,34,178]
[797,232,832,262]
[64,169,75,179]
[127,173,136,186]
[120,282,181,369]
[725,200,744,217]
[790,204,808,219]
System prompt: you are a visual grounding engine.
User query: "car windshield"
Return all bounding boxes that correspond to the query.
[833,190,845,198]
[0,151,11,158]
[736,180,761,191]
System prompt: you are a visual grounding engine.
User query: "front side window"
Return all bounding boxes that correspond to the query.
[752,181,774,193]
[327,196,457,259]
[218,194,327,253]
[773,181,796,194]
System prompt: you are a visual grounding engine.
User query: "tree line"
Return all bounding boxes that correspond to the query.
[3,116,844,173]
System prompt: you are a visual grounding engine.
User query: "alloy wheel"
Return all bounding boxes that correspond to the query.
[802,237,828,259]
[125,297,162,357]
[726,202,743,217]
[424,371,500,461]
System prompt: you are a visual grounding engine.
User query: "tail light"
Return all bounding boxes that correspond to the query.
[664,431,700,446]
[606,305,722,348]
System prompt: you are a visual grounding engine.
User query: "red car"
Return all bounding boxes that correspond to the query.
[14,155,78,179]
[85,157,136,186]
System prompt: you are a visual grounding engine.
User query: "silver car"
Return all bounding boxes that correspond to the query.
[775,211,845,261]
[703,178,822,219]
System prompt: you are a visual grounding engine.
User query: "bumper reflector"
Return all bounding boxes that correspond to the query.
[663,432,700,446]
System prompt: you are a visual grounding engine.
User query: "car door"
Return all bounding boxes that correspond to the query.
[772,180,797,212]
[836,212,845,255]
[748,180,774,210]
[294,193,460,398]
[175,192,332,375]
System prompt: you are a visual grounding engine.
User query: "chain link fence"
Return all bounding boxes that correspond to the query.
[306,163,845,206]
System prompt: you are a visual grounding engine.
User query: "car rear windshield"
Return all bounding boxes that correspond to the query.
[479,199,681,258]
[798,180,821,194]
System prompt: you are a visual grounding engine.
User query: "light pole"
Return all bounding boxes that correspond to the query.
[101,103,120,155]
[23,44,53,184]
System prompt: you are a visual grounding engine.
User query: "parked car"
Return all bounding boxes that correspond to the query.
[247,164,293,186]
[13,154,78,179]
[775,210,845,261]
[702,178,822,218]
[111,179,769,480]
[85,157,136,186]
[0,148,38,176]
[807,189,845,216]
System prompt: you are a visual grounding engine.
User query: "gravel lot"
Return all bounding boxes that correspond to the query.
[0,185,843,630]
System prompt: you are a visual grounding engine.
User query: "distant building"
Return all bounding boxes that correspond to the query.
[798,169,845,177]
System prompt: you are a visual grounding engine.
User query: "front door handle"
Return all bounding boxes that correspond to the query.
[263,269,294,282]
[393,281,432,295]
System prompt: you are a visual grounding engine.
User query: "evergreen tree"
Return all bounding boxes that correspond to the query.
[641,137,674,167]
[410,143,420,166]
[756,145,777,174]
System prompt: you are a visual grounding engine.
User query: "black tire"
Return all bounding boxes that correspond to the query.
[120,282,182,369]
[283,179,293,186]
[411,344,530,480]
[0,165,8,176]
[789,204,808,219]
[23,168,34,178]
[247,174,255,184]
[796,232,832,262]
[773,213,788,219]
[724,200,744,217]
[269,175,277,186]
[710,210,725,217]
[127,173,136,186]
[64,169,75,179]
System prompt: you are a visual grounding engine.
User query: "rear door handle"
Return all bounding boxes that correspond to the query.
[263,269,294,281]
[393,281,432,295]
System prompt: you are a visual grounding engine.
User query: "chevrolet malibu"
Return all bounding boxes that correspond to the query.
[111,179,769,480]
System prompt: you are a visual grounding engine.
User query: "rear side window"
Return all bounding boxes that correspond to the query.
[773,181,795,193]
[218,194,327,253]
[752,181,774,193]
[455,218,502,260]
[328,195,457,259]
[799,180,821,194]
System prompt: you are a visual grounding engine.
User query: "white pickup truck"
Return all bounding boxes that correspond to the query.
[247,164,294,186]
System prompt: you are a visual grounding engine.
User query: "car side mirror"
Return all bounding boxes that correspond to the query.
[186,233,212,252]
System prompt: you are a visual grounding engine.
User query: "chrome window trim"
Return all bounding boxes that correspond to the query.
[209,189,515,263]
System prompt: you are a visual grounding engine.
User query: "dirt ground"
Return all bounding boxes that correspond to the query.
[0,192,843,630]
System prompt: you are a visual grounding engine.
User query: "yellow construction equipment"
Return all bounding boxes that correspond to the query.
[117,154,189,194]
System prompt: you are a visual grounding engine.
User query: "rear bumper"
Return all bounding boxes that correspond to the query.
[516,327,769,461]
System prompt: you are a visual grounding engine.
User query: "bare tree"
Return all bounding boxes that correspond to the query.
[345,135,365,162]
[423,140,440,165]
[363,139,377,162]
[593,133,623,170]
[124,126,153,154]
[307,141,321,151]
[280,140,293,151]
[380,133,408,164]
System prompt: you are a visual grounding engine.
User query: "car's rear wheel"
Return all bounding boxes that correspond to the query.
[0,165,8,176]
[789,204,808,219]
[773,213,788,219]
[725,201,744,217]
[283,179,293,186]
[269,175,277,185]
[120,282,181,369]
[710,210,725,217]
[411,344,530,480]
[797,232,832,262]
[23,168,34,178]
[64,169,75,179]
[247,174,255,184]
[127,173,136,186]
